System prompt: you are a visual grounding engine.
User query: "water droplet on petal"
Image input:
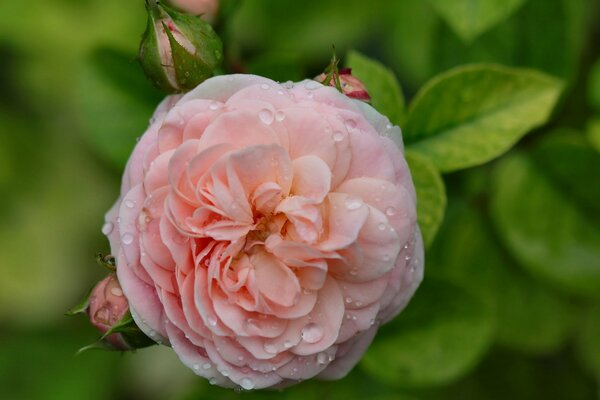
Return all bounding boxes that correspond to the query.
[260,83,270,90]
[264,343,277,354]
[345,297,353,304]
[378,222,387,231]
[240,377,254,390]
[202,363,212,370]
[345,119,357,130]
[386,122,393,130]
[237,355,244,361]
[301,323,324,343]
[207,317,217,327]
[258,109,274,125]
[125,200,135,208]
[122,233,134,245]
[332,131,345,142]
[209,377,217,385]
[277,90,284,95]
[193,364,200,371]
[385,206,397,216]
[275,110,286,121]
[110,287,123,297]
[209,101,220,110]
[101,222,114,235]
[349,268,358,276]
[220,369,229,377]
[317,352,329,365]
[383,254,391,262]
[345,196,362,210]
[283,340,293,348]
[305,80,320,90]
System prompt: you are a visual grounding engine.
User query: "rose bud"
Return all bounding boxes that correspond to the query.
[67,273,156,352]
[167,0,219,23]
[103,75,423,389]
[315,67,371,103]
[139,0,223,94]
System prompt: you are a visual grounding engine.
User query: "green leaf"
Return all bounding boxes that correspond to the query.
[491,151,600,298]
[405,64,563,172]
[78,46,163,169]
[429,199,574,354]
[65,286,93,316]
[405,150,446,248]
[588,58,600,111]
[587,117,600,153]
[361,278,494,388]
[427,0,527,42]
[576,304,600,379]
[346,50,405,125]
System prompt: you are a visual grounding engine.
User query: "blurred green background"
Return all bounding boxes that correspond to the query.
[1,0,599,399]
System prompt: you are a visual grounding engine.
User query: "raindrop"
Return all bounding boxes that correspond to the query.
[345,196,362,210]
[122,233,134,245]
[237,355,244,361]
[125,200,135,209]
[345,297,353,304]
[207,317,217,327]
[349,268,358,276]
[277,90,284,95]
[301,323,324,343]
[332,131,345,142]
[209,101,220,110]
[385,207,397,216]
[193,364,200,371]
[304,80,320,90]
[378,222,387,231]
[316,352,328,365]
[386,122,393,130]
[240,378,254,390]
[209,378,217,385]
[283,81,294,89]
[345,119,357,130]
[110,287,123,297]
[283,340,293,348]
[307,91,314,98]
[355,301,363,307]
[220,369,229,377]
[275,110,286,121]
[258,109,274,125]
[101,222,114,235]
[264,343,277,354]
[203,362,212,370]
[260,83,270,90]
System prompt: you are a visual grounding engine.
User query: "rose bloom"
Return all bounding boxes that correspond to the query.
[103,74,423,389]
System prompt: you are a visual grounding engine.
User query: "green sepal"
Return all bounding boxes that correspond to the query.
[95,253,116,271]
[64,286,93,316]
[75,340,115,356]
[99,311,156,349]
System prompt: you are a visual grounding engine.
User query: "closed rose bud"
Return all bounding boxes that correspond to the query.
[139,0,223,93]
[168,0,219,23]
[315,68,371,102]
[87,274,131,350]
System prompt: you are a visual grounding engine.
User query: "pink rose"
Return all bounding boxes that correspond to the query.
[103,74,423,389]
[168,0,219,22]
[87,274,131,350]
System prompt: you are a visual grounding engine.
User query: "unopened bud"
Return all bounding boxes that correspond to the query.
[315,67,371,102]
[140,0,223,93]
[168,0,219,23]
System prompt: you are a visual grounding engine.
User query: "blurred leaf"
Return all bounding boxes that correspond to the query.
[589,59,600,111]
[346,50,405,125]
[576,304,600,379]
[433,0,586,84]
[587,117,600,153]
[78,46,163,169]
[361,278,494,388]
[428,199,574,354]
[531,129,600,216]
[382,0,439,90]
[427,0,526,42]
[405,151,446,248]
[404,64,563,172]
[427,348,597,400]
[491,151,600,298]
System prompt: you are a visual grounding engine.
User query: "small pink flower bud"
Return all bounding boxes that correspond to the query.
[168,0,219,23]
[315,67,371,102]
[87,274,131,350]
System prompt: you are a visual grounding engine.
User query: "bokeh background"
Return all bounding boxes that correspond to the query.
[1,0,599,399]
